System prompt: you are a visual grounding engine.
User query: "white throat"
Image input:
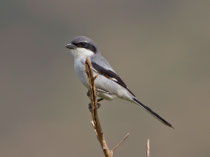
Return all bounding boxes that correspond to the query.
[71,48,94,59]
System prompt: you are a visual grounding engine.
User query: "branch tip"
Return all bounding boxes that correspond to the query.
[112,132,130,153]
[146,138,150,157]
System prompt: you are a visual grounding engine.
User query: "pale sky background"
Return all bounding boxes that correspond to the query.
[0,0,210,157]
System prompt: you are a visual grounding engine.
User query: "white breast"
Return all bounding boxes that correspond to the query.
[74,56,89,88]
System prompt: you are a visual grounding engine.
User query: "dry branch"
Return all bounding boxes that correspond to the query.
[85,58,129,157]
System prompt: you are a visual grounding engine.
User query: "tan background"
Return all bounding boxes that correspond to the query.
[1,0,210,157]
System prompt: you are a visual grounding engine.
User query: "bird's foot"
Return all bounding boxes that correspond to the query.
[87,90,90,98]
[88,103,101,112]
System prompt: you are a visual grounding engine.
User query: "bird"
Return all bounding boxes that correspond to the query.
[65,36,173,128]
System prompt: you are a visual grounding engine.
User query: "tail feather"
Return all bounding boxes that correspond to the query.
[133,98,174,128]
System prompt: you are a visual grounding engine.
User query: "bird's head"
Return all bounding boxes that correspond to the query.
[65,36,98,58]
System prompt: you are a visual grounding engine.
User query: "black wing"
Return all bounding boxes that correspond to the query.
[91,62,135,97]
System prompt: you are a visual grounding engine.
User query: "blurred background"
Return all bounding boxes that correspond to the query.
[1,0,210,156]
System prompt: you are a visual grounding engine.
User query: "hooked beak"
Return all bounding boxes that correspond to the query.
[65,43,76,49]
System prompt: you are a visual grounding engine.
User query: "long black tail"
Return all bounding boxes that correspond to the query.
[133,98,174,128]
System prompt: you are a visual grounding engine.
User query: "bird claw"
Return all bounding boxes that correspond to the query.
[87,90,90,97]
[88,103,101,112]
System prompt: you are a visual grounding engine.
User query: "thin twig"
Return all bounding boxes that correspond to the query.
[111,132,130,153]
[146,139,150,157]
[85,58,129,157]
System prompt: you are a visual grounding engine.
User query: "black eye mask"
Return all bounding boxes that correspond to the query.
[73,42,97,53]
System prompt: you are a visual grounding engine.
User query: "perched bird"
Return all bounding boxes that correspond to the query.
[65,36,173,128]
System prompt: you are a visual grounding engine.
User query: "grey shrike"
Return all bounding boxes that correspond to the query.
[65,36,173,128]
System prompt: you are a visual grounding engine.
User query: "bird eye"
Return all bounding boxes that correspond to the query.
[82,42,88,47]
[77,42,86,48]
